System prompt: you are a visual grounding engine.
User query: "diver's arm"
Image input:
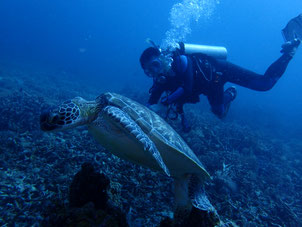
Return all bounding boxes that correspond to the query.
[162,56,193,105]
[147,83,165,105]
[182,56,194,96]
[161,87,185,105]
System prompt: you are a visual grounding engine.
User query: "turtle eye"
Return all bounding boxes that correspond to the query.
[49,114,60,124]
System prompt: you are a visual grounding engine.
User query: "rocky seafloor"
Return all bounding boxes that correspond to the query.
[0,64,302,226]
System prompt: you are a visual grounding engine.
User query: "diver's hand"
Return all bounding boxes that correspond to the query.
[160,96,170,106]
[146,103,161,113]
[281,38,301,57]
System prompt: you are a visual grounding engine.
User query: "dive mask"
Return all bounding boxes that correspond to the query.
[144,58,163,77]
[144,54,173,79]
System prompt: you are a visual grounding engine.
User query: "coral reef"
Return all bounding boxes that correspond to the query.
[42,163,128,227]
[0,64,302,226]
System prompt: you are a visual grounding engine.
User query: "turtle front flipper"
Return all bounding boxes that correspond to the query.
[89,105,170,176]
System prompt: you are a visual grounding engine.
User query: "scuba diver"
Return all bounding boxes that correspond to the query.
[140,37,300,132]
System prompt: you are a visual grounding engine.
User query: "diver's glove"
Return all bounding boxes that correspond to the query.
[281,38,301,57]
[160,96,170,106]
[161,87,185,106]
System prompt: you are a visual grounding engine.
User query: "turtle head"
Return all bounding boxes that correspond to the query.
[40,97,98,132]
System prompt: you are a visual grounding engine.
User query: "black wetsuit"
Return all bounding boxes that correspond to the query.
[148,53,293,117]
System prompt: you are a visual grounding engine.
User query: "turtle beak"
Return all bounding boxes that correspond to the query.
[40,107,62,131]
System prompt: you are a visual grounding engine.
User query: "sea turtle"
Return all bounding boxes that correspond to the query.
[40,92,220,225]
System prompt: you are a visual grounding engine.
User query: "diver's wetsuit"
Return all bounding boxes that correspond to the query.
[148,53,293,117]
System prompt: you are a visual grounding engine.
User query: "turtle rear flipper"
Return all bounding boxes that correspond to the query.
[189,174,221,226]
[173,174,221,226]
[189,174,214,211]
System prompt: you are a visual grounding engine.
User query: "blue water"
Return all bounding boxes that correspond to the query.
[0,0,301,137]
[0,0,302,225]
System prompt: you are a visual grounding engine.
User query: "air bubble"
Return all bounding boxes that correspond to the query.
[161,0,219,50]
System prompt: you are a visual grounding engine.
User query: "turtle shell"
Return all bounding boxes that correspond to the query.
[98,92,210,178]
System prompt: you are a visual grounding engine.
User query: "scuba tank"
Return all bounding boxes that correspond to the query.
[177,42,227,60]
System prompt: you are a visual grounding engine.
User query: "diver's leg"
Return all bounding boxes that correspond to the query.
[224,54,293,91]
[207,84,236,118]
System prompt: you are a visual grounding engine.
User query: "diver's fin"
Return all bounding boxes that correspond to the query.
[282,14,302,42]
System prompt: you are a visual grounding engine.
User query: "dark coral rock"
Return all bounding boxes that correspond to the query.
[105,203,129,227]
[42,202,128,227]
[42,163,129,227]
[159,207,220,227]
[69,162,110,210]
[184,207,220,227]
[159,217,174,227]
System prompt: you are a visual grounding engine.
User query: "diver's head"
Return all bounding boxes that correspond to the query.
[140,47,161,70]
[140,47,173,83]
